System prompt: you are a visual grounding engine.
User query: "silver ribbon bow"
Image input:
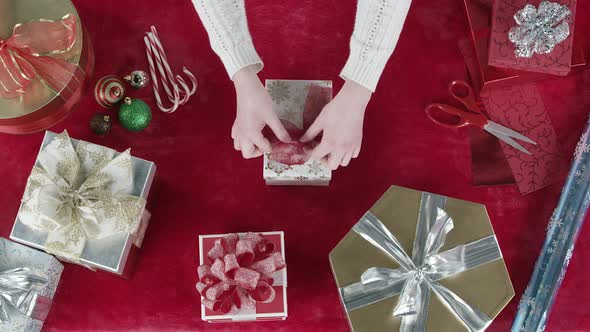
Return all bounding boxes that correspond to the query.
[508,1,571,58]
[0,268,48,324]
[340,193,502,331]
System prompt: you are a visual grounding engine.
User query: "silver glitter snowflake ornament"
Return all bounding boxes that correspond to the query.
[508,1,571,58]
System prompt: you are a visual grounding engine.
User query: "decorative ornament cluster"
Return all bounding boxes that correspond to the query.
[508,1,571,58]
[91,26,197,135]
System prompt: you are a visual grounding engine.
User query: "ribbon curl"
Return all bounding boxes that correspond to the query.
[18,131,146,263]
[340,193,503,331]
[0,14,80,99]
[508,1,571,58]
[197,233,286,315]
[0,267,48,324]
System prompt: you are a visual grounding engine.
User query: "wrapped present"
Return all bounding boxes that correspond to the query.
[0,0,94,135]
[0,237,63,332]
[197,232,287,322]
[488,0,576,76]
[263,80,332,186]
[330,186,514,331]
[10,131,156,277]
[462,0,585,92]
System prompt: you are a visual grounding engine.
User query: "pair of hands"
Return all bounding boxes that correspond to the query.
[231,66,371,170]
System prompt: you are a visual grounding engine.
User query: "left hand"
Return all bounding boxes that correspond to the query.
[300,80,372,170]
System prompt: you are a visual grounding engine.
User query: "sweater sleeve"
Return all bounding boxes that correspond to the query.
[340,0,412,92]
[193,0,263,79]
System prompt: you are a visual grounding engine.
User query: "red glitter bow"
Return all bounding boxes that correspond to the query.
[197,233,286,314]
[267,84,332,165]
[0,14,79,99]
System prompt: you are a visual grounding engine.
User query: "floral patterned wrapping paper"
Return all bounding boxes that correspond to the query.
[0,237,63,332]
[10,131,156,277]
[263,80,332,186]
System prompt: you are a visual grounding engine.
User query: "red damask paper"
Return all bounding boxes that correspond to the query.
[480,84,563,194]
[488,0,576,76]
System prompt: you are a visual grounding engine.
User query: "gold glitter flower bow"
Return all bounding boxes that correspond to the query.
[18,131,146,262]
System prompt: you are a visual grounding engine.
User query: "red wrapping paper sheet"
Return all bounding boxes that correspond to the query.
[488,0,577,76]
[480,84,563,194]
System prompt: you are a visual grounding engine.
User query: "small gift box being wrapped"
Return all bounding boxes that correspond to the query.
[0,237,63,332]
[263,80,332,186]
[197,232,287,322]
[0,0,94,134]
[330,186,514,331]
[488,0,577,76]
[10,131,156,277]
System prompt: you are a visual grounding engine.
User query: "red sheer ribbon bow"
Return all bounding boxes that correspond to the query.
[0,14,78,99]
[267,84,332,165]
[197,233,286,314]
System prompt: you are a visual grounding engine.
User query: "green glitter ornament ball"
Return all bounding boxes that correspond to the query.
[118,97,152,132]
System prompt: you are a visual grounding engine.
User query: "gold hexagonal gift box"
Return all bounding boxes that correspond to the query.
[329,186,515,331]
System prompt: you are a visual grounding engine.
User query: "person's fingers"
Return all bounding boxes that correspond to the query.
[234,139,241,151]
[352,147,361,158]
[341,151,353,167]
[266,115,292,143]
[250,133,272,154]
[241,140,258,159]
[310,141,332,161]
[231,125,237,140]
[300,118,323,143]
[244,148,263,159]
[328,151,344,170]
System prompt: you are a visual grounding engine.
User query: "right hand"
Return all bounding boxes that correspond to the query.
[231,65,292,159]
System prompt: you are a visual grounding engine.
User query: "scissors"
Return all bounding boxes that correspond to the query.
[425,80,537,155]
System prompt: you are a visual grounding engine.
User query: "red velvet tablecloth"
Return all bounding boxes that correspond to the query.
[1,0,590,331]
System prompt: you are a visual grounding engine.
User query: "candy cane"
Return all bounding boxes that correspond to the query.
[144,26,197,113]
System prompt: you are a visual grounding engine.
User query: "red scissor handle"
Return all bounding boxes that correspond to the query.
[425,103,488,129]
[448,80,483,114]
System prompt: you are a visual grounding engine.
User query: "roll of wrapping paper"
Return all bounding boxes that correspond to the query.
[512,115,590,332]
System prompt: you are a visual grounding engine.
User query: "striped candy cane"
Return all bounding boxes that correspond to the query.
[144,26,197,113]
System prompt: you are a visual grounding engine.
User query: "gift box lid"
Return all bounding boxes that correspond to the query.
[0,0,88,120]
[10,131,156,276]
[329,186,514,331]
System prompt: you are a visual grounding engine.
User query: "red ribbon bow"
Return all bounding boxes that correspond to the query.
[197,233,286,314]
[0,14,79,99]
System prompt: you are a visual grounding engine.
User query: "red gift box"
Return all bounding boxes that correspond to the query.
[198,232,288,323]
[463,0,585,92]
[488,0,576,76]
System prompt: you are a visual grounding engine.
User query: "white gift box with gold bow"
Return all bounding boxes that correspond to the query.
[10,131,156,277]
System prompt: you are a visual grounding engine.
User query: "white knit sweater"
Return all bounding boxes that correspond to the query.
[193,0,412,92]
